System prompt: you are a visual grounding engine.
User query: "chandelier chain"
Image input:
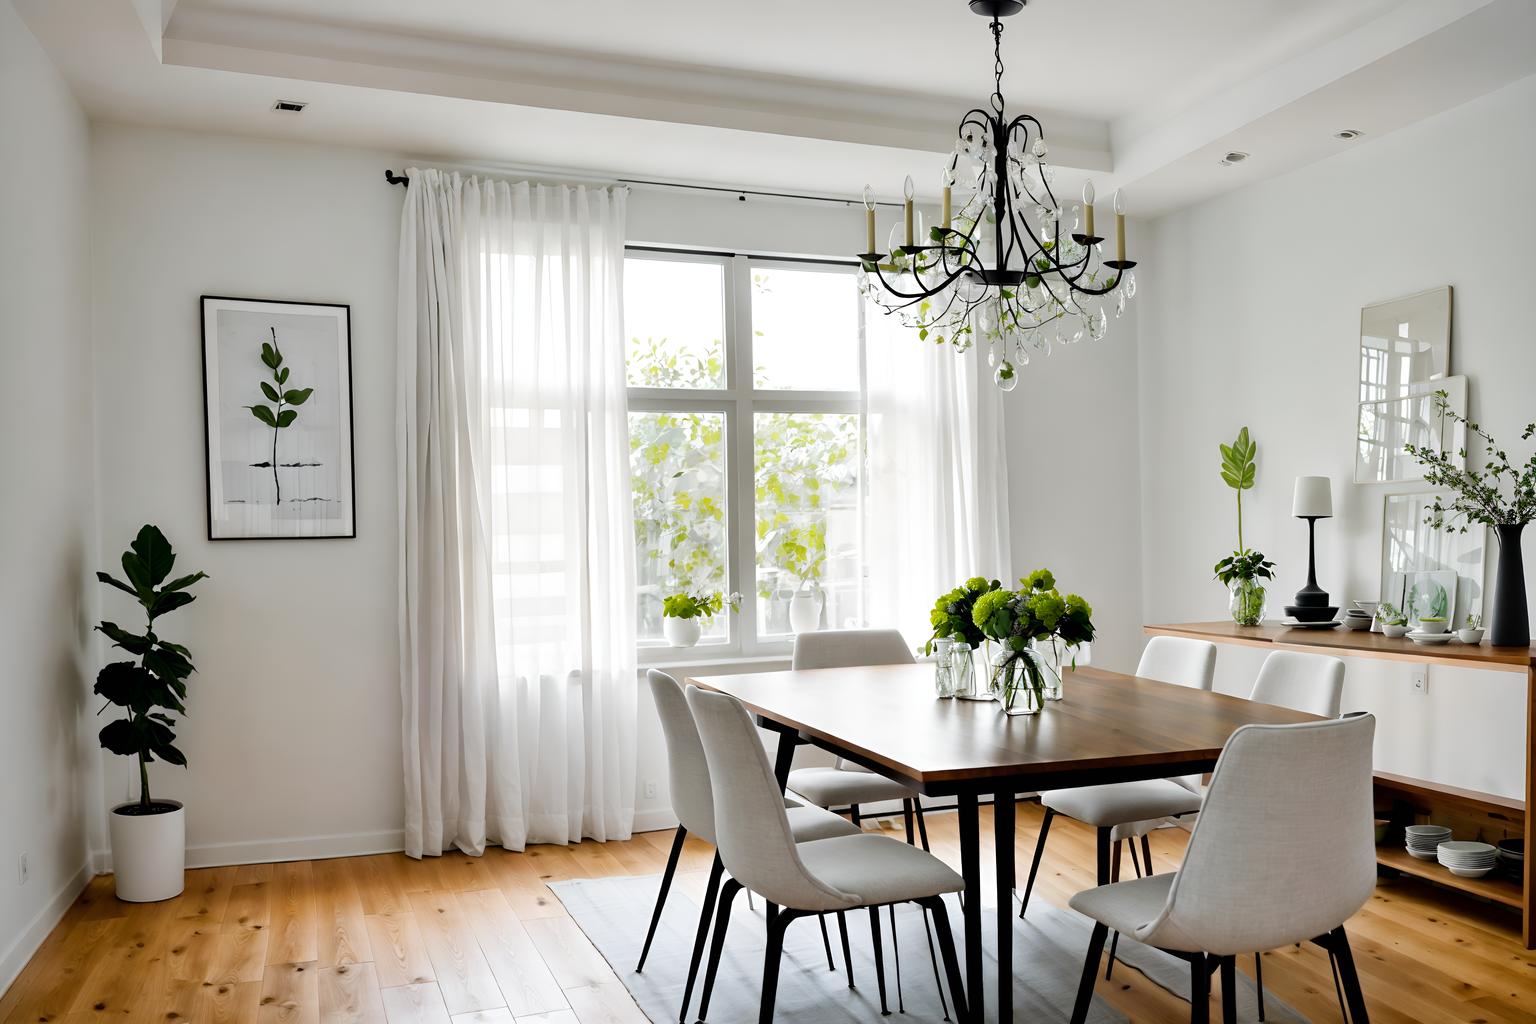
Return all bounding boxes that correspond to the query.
[990,18,1005,115]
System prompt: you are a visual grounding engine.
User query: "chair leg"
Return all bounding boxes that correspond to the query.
[678,853,724,1024]
[1095,827,1112,886]
[1219,956,1237,1024]
[636,826,686,972]
[1327,948,1349,1023]
[1128,837,1142,878]
[1189,954,1211,1024]
[903,799,916,845]
[922,897,969,1024]
[889,904,904,1013]
[919,906,952,1022]
[1254,951,1266,1022]
[837,910,855,988]
[914,801,931,851]
[868,906,890,1015]
[1104,930,1120,980]
[1069,921,1109,1024]
[818,914,835,971]
[850,803,861,828]
[1328,926,1370,1024]
[1018,807,1054,919]
[758,905,789,1024]
[695,878,741,1024]
[1141,834,1154,875]
[1110,838,1123,883]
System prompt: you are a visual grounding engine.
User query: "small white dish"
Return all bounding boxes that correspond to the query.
[1457,628,1485,644]
[1406,848,1440,860]
[1282,619,1341,630]
[1446,865,1496,878]
[1414,618,1450,635]
[1381,623,1410,638]
[1408,631,1454,646]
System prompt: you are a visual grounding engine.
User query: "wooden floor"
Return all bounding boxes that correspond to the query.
[2,802,1532,1023]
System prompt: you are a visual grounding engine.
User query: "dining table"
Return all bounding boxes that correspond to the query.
[687,661,1321,1023]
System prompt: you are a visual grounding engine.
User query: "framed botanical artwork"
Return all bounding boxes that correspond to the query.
[200,296,356,540]
[1380,491,1485,627]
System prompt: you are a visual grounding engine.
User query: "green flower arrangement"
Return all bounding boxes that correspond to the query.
[925,576,1003,653]
[973,569,1095,711]
[662,590,742,620]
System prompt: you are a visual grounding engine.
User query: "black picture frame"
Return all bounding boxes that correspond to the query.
[199,295,357,540]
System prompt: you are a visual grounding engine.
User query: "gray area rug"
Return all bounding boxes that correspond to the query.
[551,875,1307,1022]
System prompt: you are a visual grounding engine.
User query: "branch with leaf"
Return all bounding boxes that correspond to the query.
[245,328,314,505]
[1404,390,1536,530]
[1214,427,1274,623]
[94,526,207,812]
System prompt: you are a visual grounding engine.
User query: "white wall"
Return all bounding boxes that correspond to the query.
[0,0,98,990]
[1139,75,1536,799]
[90,125,406,864]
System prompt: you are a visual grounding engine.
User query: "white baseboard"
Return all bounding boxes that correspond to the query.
[91,828,406,873]
[0,861,92,1002]
[631,808,680,834]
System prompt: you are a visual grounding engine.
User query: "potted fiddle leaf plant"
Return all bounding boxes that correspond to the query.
[94,525,207,902]
[1214,427,1276,625]
[661,590,741,648]
[1405,392,1534,646]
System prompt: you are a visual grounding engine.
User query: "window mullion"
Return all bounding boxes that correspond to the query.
[727,254,761,655]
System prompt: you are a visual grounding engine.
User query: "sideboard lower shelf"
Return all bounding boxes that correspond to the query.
[1146,621,1536,947]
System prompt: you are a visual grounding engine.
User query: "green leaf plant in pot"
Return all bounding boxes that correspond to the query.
[94,525,207,902]
[972,569,1096,716]
[661,590,741,648]
[1405,391,1535,647]
[1214,427,1276,626]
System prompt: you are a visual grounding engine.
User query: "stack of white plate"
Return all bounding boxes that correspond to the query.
[1436,840,1498,878]
[1404,824,1452,860]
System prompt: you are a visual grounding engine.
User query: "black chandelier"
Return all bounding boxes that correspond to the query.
[858,0,1137,390]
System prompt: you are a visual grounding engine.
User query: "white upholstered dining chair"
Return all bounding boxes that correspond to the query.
[784,629,932,845]
[1250,649,1345,717]
[1067,713,1377,1024]
[641,671,862,1021]
[1019,636,1219,917]
[686,685,969,1024]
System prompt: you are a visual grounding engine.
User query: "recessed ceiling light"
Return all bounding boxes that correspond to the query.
[1334,129,1364,140]
[272,100,308,113]
[1220,151,1250,166]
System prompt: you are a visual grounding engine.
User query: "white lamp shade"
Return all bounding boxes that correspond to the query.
[1292,476,1333,518]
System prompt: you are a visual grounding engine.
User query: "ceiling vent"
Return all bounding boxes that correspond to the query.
[1220,151,1250,166]
[272,100,308,113]
[1334,129,1364,140]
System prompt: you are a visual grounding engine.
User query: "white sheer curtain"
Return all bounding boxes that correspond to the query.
[866,309,1013,647]
[397,168,636,858]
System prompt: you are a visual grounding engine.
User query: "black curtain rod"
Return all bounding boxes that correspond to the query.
[382,168,902,208]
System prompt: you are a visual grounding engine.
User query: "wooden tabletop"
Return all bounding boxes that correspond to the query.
[686,663,1319,796]
[1146,621,1536,671]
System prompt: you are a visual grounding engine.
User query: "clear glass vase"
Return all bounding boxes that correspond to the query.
[994,649,1048,716]
[950,642,980,699]
[1229,579,1268,626]
[932,638,956,698]
[1033,639,1066,701]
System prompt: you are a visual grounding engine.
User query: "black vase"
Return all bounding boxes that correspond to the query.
[1490,523,1529,648]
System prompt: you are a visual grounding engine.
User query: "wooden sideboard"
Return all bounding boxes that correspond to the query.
[1145,621,1535,947]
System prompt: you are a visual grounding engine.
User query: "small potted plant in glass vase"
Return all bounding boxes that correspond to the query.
[973,570,1096,716]
[94,525,207,902]
[1214,427,1276,625]
[1405,391,1535,647]
[925,577,1003,699]
[661,590,741,648]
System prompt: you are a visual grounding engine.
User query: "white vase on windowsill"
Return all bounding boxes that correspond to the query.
[789,590,823,633]
[662,615,703,648]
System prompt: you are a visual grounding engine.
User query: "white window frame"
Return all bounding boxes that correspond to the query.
[627,247,867,662]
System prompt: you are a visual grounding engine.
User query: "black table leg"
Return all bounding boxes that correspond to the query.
[767,720,797,790]
[993,792,1015,1023]
[957,792,982,1024]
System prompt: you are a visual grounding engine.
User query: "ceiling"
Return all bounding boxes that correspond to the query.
[15,0,1536,214]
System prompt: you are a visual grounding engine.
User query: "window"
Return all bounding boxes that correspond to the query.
[625,250,867,655]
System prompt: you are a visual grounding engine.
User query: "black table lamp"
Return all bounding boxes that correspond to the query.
[1285,476,1337,622]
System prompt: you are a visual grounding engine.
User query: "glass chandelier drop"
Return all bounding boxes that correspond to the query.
[857,0,1138,391]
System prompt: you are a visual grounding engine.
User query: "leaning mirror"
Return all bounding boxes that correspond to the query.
[1358,285,1452,404]
[1355,375,1466,484]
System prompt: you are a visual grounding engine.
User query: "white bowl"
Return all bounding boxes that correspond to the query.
[1447,865,1496,878]
[1382,623,1410,638]
[1457,628,1485,644]
[1415,618,1450,635]
[1409,632,1454,646]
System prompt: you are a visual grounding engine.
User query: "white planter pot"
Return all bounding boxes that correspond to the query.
[663,615,703,648]
[109,800,186,903]
[788,592,823,633]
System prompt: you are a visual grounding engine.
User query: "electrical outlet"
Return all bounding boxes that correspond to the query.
[1409,663,1428,695]
[18,853,28,886]
[643,780,658,800]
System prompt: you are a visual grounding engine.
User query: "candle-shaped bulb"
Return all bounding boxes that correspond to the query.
[941,162,956,189]
[903,175,915,201]
[1113,189,1127,263]
[1114,189,1126,215]
[862,184,875,211]
[1082,179,1096,239]
[862,184,876,253]
[902,175,915,247]
[1082,180,1095,206]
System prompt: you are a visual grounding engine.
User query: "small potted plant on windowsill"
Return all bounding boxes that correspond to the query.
[93,525,207,902]
[662,591,741,648]
[775,530,828,634]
